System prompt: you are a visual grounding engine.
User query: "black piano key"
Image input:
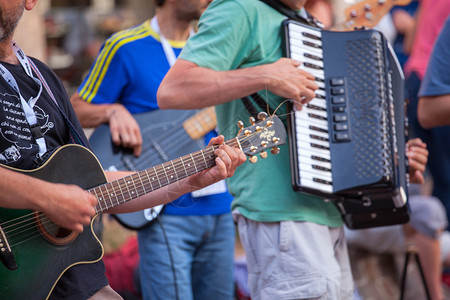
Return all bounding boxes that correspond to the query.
[311,155,331,163]
[310,134,329,142]
[303,40,322,49]
[304,62,323,70]
[315,77,325,83]
[307,104,327,111]
[310,143,330,150]
[309,125,328,133]
[304,53,322,61]
[313,178,333,185]
[302,32,321,40]
[308,113,327,121]
[312,165,332,172]
[315,94,326,99]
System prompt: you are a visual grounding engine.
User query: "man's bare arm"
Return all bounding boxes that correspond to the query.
[418,94,450,129]
[157,58,318,110]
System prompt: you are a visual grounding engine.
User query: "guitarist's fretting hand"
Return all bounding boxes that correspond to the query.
[107,104,143,157]
[184,135,247,192]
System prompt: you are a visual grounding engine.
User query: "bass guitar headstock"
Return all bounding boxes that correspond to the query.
[236,112,287,163]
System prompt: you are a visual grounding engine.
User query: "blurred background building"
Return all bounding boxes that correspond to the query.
[14,0,155,96]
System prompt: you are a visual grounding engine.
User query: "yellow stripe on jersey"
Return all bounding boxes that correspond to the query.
[79,21,151,101]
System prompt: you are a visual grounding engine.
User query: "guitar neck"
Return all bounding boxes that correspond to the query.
[183,107,217,140]
[90,138,238,213]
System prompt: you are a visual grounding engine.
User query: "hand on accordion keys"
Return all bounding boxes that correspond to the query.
[406,138,428,184]
[264,58,318,109]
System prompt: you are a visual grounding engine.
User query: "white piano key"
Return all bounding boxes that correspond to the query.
[296,133,330,149]
[288,23,322,39]
[296,140,331,158]
[298,155,332,170]
[296,127,329,140]
[297,176,333,193]
[297,147,331,161]
[299,166,332,182]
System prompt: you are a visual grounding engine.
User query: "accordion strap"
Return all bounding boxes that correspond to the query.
[241,1,322,118]
[258,0,322,28]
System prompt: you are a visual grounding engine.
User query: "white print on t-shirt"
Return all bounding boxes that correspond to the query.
[0,92,53,164]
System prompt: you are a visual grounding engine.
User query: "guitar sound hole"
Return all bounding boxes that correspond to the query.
[34,212,78,246]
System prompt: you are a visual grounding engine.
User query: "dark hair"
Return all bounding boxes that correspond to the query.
[154,0,165,7]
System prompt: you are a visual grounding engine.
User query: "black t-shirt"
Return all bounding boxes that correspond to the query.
[0,57,108,299]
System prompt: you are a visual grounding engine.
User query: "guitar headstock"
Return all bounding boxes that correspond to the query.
[236,113,287,163]
[333,0,412,31]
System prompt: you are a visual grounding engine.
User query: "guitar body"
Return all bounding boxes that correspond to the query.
[0,145,106,300]
[89,109,206,229]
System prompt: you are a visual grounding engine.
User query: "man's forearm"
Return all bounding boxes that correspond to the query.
[70,92,117,128]
[418,94,450,128]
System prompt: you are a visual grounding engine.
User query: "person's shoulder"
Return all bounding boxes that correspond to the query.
[207,0,265,13]
[103,20,154,48]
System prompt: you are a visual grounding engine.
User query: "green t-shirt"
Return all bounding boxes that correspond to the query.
[180,0,342,227]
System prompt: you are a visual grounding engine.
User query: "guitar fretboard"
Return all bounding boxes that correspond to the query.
[90,138,238,213]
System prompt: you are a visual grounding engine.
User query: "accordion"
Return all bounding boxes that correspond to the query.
[283,20,409,229]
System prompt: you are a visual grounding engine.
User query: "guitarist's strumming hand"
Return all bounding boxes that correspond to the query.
[107,103,143,157]
[182,135,247,193]
[38,182,98,233]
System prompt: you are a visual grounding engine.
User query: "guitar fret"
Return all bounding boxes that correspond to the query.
[105,183,116,209]
[112,181,122,206]
[144,169,155,191]
[189,153,198,173]
[161,162,171,186]
[136,171,147,195]
[200,150,208,169]
[171,160,179,181]
[91,189,102,213]
[120,177,132,203]
[153,166,162,189]
[128,174,139,198]
[180,156,189,177]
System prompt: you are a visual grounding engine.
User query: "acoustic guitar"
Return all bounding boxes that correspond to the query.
[0,113,286,300]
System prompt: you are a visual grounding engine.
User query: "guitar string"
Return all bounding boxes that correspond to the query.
[1,146,221,235]
[1,116,277,232]
[2,125,273,247]
[5,143,236,247]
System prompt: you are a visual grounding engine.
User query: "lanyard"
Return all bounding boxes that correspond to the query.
[150,16,195,67]
[0,41,47,158]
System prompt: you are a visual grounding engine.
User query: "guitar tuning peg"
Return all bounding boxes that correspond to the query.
[249,156,258,164]
[237,120,244,129]
[244,129,252,136]
[270,146,280,155]
[257,112,268,120]
[255,126,262,132]
[272,137,280,144]
[260,151,267,159]
[249,117,256,126]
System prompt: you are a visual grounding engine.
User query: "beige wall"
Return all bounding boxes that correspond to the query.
[13,1,47,62]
